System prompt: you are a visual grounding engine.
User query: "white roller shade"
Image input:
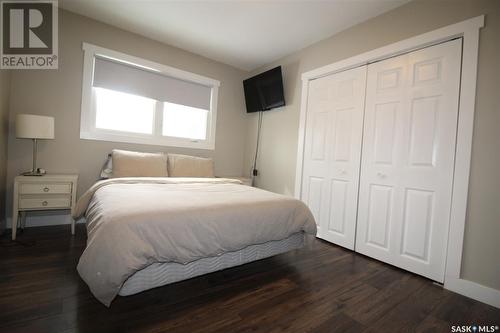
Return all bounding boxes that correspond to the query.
[93,57,212,110]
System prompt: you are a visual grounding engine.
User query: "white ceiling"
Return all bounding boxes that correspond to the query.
[60,0,409,71]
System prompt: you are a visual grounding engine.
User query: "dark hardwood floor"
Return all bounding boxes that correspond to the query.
[0,225,498,333]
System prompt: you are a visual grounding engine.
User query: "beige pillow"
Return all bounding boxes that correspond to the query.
[167,154,215,178]
[112,149,168,178]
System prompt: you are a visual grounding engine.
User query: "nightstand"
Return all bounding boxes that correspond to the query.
[12,174,78,240]
[224,177,252,186]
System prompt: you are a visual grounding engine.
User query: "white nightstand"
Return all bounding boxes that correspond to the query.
[224,177,252,186]
[12,174,78,240]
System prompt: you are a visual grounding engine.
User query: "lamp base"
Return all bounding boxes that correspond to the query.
[21,169,46,176]
[20,139,48,177]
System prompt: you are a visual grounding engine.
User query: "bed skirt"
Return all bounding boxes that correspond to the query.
[119,232,305,296]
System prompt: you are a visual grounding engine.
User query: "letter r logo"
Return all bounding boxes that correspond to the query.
[2,1,53,54]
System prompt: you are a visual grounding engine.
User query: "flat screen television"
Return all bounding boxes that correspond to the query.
[243,66,285,113]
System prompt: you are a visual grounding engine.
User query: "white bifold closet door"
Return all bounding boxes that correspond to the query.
[301,66,367,250]
[355,39,462,282]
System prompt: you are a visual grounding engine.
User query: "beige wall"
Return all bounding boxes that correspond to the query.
[0,70,11,233]
[244,0,500,290]
[5,9,248,223]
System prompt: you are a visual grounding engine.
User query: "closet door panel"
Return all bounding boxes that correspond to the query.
[365,184,393,251]
[301,66,367,250]
[355,39,462,282]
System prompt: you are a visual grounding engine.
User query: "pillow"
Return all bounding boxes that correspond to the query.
[167,154,214,178]
[111,149,168,178]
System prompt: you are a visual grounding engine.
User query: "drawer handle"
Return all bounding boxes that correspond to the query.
[43,187,50,192]
[42,201,48,206]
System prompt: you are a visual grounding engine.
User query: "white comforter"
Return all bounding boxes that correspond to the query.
[74,178,316,306]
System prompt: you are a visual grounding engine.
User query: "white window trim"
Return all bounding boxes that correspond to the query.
[295,16,500,308]
[80,42,220,150]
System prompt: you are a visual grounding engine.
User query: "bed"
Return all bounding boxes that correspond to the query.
[73,176,316,307]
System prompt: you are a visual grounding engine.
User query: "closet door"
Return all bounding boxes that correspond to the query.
[301,66,367,249]
[355,39,462,282]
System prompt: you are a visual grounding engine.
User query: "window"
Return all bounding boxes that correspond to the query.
[95,88,156,134]
[162,102,208,140]
[80,43,220,149]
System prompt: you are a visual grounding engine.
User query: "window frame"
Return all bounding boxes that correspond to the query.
[80,42,220,150]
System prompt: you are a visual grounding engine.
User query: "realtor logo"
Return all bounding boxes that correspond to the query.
[1,0,58,69]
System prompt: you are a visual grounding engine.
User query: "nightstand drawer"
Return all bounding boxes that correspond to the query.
[19,195,71,209]
[19,183,72,195]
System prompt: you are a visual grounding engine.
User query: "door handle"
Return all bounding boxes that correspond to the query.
[377,172,387,178]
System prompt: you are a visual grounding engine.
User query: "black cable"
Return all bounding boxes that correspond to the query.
[251,111,263,184]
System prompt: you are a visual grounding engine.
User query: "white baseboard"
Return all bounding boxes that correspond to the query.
[445,277,500,309]
[6,213,84,229]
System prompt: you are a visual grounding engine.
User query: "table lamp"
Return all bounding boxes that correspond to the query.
[15,114,55,176]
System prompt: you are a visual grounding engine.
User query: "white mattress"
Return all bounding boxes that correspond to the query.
[119,232,305,296]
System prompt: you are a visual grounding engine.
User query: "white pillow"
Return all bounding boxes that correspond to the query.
[112,149,168,178]
[167,154,214,178]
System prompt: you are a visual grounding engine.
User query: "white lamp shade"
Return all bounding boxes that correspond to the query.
[16,114,55,139]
